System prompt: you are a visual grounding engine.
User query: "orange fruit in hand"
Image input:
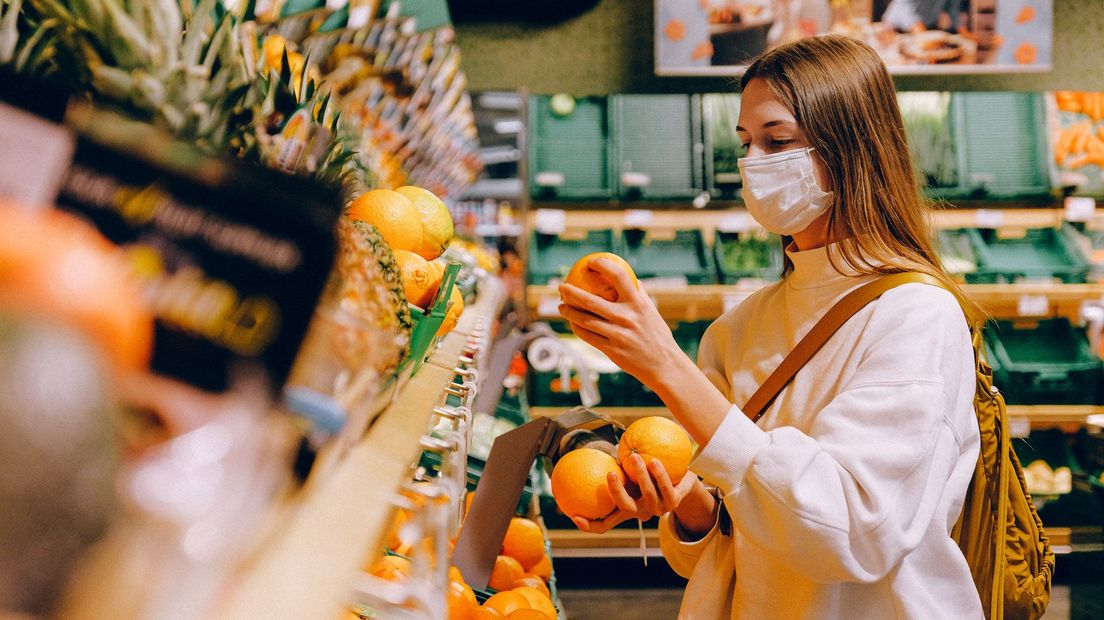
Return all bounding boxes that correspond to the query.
[394,250,442,308]
[507,610,553,620]
[511,586,557,618]
[511,575,550,598]
[447,579,479,620]
[550,448,625,520]
[436,287,464,337]
[346,189,423,253]
[488,555,526,591]
[529,555,552,582]
[563,252,637,302]
[367,555,412,581]
[617,416,693,485]
[395,185,454,260]
[501,517,546,570]
[483,591,529,616]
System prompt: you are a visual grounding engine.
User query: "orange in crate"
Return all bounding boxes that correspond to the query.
[501,517,546,569]
[483,591,529,616]
[512,586,557,619]
[488,555,526,591]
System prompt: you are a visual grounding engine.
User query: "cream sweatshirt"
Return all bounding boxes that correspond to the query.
[658,242,983,620]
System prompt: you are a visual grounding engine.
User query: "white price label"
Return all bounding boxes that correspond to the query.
[1064,196,1097,223]
[537,296,561,318]
[534,209,566,235]
[975,209,1005,229]
[325,0,348,9]
[348,4,372,28]
[624,209,654,228]
[723,291,751,313]
[718,212,759,233]
[1017,295,1049,316]
[1009,416,1031,438]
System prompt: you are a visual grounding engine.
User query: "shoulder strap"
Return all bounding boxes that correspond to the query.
[742,272,946,422]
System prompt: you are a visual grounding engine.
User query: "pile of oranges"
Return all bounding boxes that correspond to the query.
[551,417,693,521]
[346,186,462,336]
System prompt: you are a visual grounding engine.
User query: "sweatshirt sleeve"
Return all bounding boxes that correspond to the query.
[658,511,721,579]
[691,285,974,584]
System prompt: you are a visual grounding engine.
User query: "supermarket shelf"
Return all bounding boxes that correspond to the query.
[525,207,1078,245]
[535,405,1104,427]
[528,282,1104,322]
[213,287,500,620]
[548,528,664,559]
[547,525,1103,558]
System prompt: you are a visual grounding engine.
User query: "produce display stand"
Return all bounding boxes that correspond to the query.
[208,281,505,620]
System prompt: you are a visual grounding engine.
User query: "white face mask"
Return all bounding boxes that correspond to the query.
[738,147,834,236]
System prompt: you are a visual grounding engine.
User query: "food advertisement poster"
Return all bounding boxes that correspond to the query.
[655,0,1052,76]
[1049,92,1104,197]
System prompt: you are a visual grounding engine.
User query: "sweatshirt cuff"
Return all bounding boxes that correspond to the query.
[691,404,769,495]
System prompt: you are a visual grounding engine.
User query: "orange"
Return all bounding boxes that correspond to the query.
[367,555,412,581]
[617,416,693,484]
[563,252,637,302]
[550,448,625,520]
[511,575,550,598]
[436,287,464,337]
[511,586,557,618]
[507,610,552,620]
[449,565,466,583]
[384,508,412,555]
[346,189,423,253]
[464,491,476,516]
[482,591,529,616]
[529,555,552,582]
[475,607,505,619]
[488,555,526,591]
[501,517,546,570]
[447,579,479,620]
[394,250,442,308]
[0,204,154,374]
[395,185,454,260]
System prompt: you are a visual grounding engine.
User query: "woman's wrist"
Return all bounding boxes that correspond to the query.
[672,479,718,540]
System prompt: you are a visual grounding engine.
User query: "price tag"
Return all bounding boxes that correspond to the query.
[348,3,372,28]
[534,209,566,235]
[621,172,652,188]
[723,291,751,313]
[975,209,1004,229]
[1017,295,1049,316]
[1009,416,1031,438]
[537,296,561,317]
[718,212,758,233]
[624,209,654,228]
[534,171,566,187]
[1064,196,1097,223]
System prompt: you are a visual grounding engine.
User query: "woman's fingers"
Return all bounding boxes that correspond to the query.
[629,454,661,513]
[558,304,621,340]
[572,510,630,534]
[608,471,640,514]
[559,282,626,324]
[567,321,611,348]
[590,258,642,303]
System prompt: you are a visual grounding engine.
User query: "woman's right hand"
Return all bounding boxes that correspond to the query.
[571,454,704,534]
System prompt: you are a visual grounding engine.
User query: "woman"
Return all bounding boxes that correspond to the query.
[558,35,984,619]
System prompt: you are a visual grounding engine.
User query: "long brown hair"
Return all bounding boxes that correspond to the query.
[740,35,985,327]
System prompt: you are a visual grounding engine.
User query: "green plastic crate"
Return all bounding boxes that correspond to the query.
[951,92,1050,198]
[527,229,617,284]
[529,96,613,200]
[1012,429,1103,526]
[714,231,782,283]
[969,224,1089,283]
[984,318,1103,405]
[401,262,461,375]
[702,94,743,199]
[611,95,703,199]
[620,228,715,284]
[936,228,980,279]
[378,0,452,30]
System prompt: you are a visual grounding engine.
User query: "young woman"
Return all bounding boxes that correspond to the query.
[557,35,984,619]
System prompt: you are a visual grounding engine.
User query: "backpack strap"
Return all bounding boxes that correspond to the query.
[742,272,945,421]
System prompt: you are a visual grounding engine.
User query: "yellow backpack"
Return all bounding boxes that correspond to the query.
[740,272,1055,619]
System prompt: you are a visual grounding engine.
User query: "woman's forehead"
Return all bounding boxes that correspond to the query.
[737,80,797,132]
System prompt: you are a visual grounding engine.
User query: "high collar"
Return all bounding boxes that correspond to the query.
[785,240,873,289]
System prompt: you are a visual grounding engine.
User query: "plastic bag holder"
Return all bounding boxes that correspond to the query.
[450,406,621,589]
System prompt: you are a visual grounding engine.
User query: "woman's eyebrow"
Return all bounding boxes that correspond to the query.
[735,119,796,132]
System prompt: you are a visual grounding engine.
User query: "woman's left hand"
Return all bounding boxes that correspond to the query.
[558,258,684,387]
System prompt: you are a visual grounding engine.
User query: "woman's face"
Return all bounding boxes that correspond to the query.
[736,78,831,191]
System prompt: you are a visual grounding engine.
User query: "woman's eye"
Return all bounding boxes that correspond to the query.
[771,139,794,147]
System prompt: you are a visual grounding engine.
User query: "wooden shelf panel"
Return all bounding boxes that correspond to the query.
[528,282,1104,322]
[534,405,1104,427]
[548,528,664,558]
